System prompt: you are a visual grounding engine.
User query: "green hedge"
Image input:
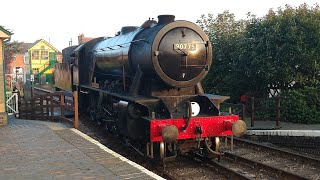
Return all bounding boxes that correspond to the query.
[254,98,279,121]
[281,87,320,124]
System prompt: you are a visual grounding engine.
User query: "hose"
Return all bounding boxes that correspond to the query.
[183,101,192,131]
[204,137,220,156]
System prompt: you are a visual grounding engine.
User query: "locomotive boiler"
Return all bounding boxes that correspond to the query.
[55,15,246,160]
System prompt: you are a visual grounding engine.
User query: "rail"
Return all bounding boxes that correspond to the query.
[231,137,320,165]
[223,152,309,180]
[224,137,320,179]
[220,102,245,120]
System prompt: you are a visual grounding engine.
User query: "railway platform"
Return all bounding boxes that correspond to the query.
[0,116,164,180]
[243,119,320,155]
[245,119,320,137]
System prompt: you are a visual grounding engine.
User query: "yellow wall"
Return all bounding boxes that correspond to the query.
[29,40,57,74]
[0,31,10,39]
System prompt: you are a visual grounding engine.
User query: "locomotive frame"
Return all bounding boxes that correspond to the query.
[55,15,246,161]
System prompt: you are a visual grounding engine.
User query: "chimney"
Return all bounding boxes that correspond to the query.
[78,34,84,44]
[157,15,175,25]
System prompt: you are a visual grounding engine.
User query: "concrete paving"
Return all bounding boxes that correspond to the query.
[0,117,164,180]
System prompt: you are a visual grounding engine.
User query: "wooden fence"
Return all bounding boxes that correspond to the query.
[18,92,74,125]
[248,96,283,128]
[223,96,284,128]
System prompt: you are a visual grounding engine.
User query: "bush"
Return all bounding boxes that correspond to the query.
[281,87,320,124]
[254,98,279,121]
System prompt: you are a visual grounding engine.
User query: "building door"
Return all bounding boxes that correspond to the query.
[6,91,19,115]
[49,52,56,61]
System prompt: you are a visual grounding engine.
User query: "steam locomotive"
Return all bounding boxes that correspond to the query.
[55,15,246,160]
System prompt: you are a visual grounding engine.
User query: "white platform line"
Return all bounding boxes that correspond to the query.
[71,128,165,180]
[247,130,320,137]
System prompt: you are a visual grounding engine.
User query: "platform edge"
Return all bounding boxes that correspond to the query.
[70,128,165,180]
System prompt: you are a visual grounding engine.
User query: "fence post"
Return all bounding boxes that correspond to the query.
[40,96,44,116]
[46,96,49,117]
[60,93,65,118]
[50,95,54,121]
[18,93,21,118]
[276,96,280,127]
[31,98,35,118]
[251,97,254,127]
[73,88,79,129]
[242,104,245,121]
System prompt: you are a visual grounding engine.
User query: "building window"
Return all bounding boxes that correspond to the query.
[41,51,49,60]
[41,46,45,49]
[15,67,22,74]
[32,50,39,60]
[32,68,39,74]
[24,55,28,64]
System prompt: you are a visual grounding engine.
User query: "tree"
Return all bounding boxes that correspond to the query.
[198,4,320,102]
[241,3,320,96]
[4,41,23,66]
[197,11,248,101]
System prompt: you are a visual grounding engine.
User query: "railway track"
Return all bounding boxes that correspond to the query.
[217,137,320,179]
[161,156,232,179]
[78,115,286,179]
[77,115,250,179]
[159,137,320,179]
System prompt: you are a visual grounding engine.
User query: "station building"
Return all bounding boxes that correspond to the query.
[6,39,62,88]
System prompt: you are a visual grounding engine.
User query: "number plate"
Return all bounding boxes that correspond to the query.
[173,43,196,51]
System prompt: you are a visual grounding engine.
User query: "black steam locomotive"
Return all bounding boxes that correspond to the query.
[55,15,246,160]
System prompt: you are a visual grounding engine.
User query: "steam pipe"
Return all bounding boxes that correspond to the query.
[204,138,220,156]
[183,101,192,131]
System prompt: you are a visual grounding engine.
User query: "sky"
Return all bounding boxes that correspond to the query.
[1,0,319,52]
